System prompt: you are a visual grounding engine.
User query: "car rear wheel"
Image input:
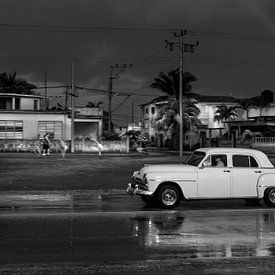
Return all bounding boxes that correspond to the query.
[157,184,180,209]
[264,188,275,207]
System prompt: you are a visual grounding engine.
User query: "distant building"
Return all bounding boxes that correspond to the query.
[139,94,240,147]
[0,93,103,140]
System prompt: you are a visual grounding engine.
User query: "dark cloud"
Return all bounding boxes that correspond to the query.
[0,0,275,125]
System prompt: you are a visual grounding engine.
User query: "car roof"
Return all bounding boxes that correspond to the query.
[196,147,261,154]
[195,147,274,168]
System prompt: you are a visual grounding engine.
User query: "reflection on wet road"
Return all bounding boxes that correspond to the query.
[131,211,275,259]
[1,193,275,273]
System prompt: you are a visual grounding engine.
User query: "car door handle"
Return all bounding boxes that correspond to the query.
[254,171,262,173]
[223,170,230,173]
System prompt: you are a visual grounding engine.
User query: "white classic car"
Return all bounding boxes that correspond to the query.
[126,148,275,209]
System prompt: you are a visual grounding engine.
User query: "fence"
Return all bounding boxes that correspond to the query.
[251,137,275,149]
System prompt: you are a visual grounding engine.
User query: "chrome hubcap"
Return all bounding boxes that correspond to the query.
[162,189,177,205]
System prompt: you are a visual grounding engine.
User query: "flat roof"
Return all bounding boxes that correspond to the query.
[0,93,44,98]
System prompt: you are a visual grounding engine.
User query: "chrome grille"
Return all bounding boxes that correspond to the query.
[131,177,148,190]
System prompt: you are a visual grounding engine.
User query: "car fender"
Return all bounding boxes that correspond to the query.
[154,181,185,200]
[257,173,275,198]
[147,173,194,199]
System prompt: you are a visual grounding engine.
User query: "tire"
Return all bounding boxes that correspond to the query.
[157,184,181,209]
[264,188,275,207]
[141,195,157,206]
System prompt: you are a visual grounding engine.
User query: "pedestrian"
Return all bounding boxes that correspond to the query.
[33,134,42,157]
[93,139,103,158]
[42,132,52,156]
[60,139,68,160]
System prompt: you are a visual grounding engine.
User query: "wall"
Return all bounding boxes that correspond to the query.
[75,122,98,140]
[20,97,38,110]
[248,104,275,117]
[0,138,129,153]
[0,112,71,139]
[74,138,129,153]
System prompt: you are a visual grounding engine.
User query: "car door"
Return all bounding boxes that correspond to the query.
[231,154,262,198]
[197,154,231,198]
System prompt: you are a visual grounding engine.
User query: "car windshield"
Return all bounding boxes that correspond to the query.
[183,151,206,166]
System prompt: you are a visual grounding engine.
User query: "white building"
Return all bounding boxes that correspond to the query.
[139,95,239,146]
[0,93,103,141]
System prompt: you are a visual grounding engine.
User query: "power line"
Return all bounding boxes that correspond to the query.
[191,30,275,43]
[0,23,177,33]
[0,23,275,43]
[188,57,275,70]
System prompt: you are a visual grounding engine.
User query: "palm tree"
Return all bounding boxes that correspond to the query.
[0,72,37,94]
[154,97,200,149]
[150,68,198,103]
[235,98,255,120]
[250,91,272,118]
[214,104,238,122]
[150,68,199,148]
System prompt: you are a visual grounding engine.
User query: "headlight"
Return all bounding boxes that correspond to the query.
[132,171,139,177]
[143,173,148,184]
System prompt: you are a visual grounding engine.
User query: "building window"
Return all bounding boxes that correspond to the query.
[0,97,12,110]
[15,98,20,110]
[0,120,23,139]
[38,121,63,139]
[34,100,38,111]
[151,107,155,115]
[145,107,149,114]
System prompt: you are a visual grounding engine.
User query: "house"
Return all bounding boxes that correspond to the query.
[195,95,239,138]
[0,93,103,141]
[228,104,275,138]
[139,96,168,146]
[139,94,240,147]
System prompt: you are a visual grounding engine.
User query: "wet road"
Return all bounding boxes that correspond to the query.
[1,193,275,274]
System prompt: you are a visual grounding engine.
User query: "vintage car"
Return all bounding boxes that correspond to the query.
[126,148,275,209]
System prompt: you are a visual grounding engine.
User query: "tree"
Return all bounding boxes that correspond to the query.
[250,90,273,117]
[150,68,199,102]
[235,98,255,120]
[214,104,238,122]
[0,72,37,94]
[154,97,201,149]
[150,68,199,148]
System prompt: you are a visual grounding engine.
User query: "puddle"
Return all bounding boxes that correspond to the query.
[130,211,275,259]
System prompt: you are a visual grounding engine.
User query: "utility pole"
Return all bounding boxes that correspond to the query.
[108,64,132,134]
[64,88,69,112]
[44,68,47,111]
[71,61,75,153]
[165,30,199,157]
[131,101,134,125]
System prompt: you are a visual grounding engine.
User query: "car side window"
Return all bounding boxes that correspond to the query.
[250,156,259,167]
[210,154,227,167]
[233,155,259,167]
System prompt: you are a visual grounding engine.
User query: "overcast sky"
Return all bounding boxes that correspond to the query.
[0,0,275,125]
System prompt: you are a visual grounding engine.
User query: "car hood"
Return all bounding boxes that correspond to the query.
[138,164,196,178]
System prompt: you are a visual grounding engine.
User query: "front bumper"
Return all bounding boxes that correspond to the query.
[126,183,154,196]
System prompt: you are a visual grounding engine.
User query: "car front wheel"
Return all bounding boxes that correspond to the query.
[157,184,180,209]
[264,188,275,207]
